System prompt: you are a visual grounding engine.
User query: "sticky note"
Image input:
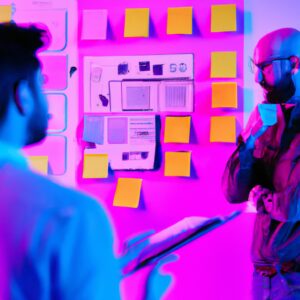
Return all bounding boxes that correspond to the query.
[211,52,237,78]
[210,116,236,143]
[83,153,108,178]
[24,135,66,176]
[113,178,142,208]
[81,9,108,40]
[167,7,193,34]
[28,156,48,175]
[164,116,191,143]
[107,117,128,144]
[258,104,277,126]
[83,115,104,144]
[124,8,149,37]
[212,82,238,108]
[164,152,191,177]
[211,4,237,32]
[0,5,12,23]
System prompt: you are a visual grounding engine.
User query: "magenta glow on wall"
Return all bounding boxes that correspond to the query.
[77,1,249,300]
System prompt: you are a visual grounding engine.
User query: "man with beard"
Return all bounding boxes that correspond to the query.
[223,28,300,299]
[0,23,172,300]
[0,22,122,300]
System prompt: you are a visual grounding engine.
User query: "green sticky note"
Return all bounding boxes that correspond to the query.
[0,5,12,23]
[164,116,191,143]
[28,156,49,175]
[113,178,142,208]
[164,151,191,177]
[167,7,193,34]
[83,153,108,178]
[124,8,149,37]
[258,104,277,126]
[211,51,237,78]
[210,116,236,143]
[211,4,237,32]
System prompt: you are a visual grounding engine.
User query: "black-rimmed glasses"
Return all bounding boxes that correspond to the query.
[249,57,292,73]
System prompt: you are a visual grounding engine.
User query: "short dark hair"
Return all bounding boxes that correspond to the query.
[0,23,46,120]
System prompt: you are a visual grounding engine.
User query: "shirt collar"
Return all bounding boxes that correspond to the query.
[282,98,300,132]
[0,140,28,169]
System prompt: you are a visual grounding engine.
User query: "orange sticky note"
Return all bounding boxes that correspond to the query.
[164,152,191,177]
[113,178,142,208]
[167,7,193,34]
[212,82,237,108]
[164,116,191,143]
[28,156,48,175]
[211,51,237,78]
[83,153,108,178]
[210,116,236,143]
[211,4,237,32]
[124,8,149,37]
[0,5,12,23]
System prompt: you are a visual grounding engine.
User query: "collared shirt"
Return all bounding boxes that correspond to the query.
[0,140,28,169]
[0,141,121,299]
[223,99,300,266]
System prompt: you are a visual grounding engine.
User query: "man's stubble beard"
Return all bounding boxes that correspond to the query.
[263,73,296,103]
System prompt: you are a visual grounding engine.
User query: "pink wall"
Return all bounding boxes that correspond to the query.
[77,1,251,299]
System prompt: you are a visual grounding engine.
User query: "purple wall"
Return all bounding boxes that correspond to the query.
[77,1,250,299]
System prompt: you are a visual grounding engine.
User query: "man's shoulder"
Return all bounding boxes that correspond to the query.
[0,163,100,211]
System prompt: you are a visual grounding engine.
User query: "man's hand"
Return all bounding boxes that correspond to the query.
[119,231,178,300]
[247,185,273,213]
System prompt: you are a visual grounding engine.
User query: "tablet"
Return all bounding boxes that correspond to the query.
[122,210,241,275]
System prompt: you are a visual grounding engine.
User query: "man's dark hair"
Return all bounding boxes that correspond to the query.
[0,23,46,120]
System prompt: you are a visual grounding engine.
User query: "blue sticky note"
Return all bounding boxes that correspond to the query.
[107,117,128,144]
[83,115,104,144]
[258,104,277,126]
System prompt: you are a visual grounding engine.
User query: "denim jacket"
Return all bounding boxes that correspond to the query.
[223,100,300,265]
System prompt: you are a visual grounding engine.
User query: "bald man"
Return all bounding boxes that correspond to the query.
[223,28,300,299]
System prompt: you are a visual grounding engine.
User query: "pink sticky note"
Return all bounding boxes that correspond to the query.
[81,9,108,40]
[39,55,68,91]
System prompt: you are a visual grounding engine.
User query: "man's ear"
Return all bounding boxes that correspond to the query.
[13,80,33,116]
[290,56,300,74]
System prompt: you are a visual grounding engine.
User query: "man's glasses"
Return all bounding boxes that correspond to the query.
[249,57,292,74]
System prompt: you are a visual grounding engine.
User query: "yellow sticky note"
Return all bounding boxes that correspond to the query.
[164,152,191,177]
[124,8,149,37]
[28,156,48,175]
[211,4,237,32]
[211,51,237,78]
[164,116,191,143]
[212,82,238,108]
[0,5,12,23]
[83,154,108,179]
[210,116,236,143]
[167,7,193,34]
[113,178,142,208]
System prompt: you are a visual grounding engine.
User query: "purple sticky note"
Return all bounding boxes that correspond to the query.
[107,117,128,144]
